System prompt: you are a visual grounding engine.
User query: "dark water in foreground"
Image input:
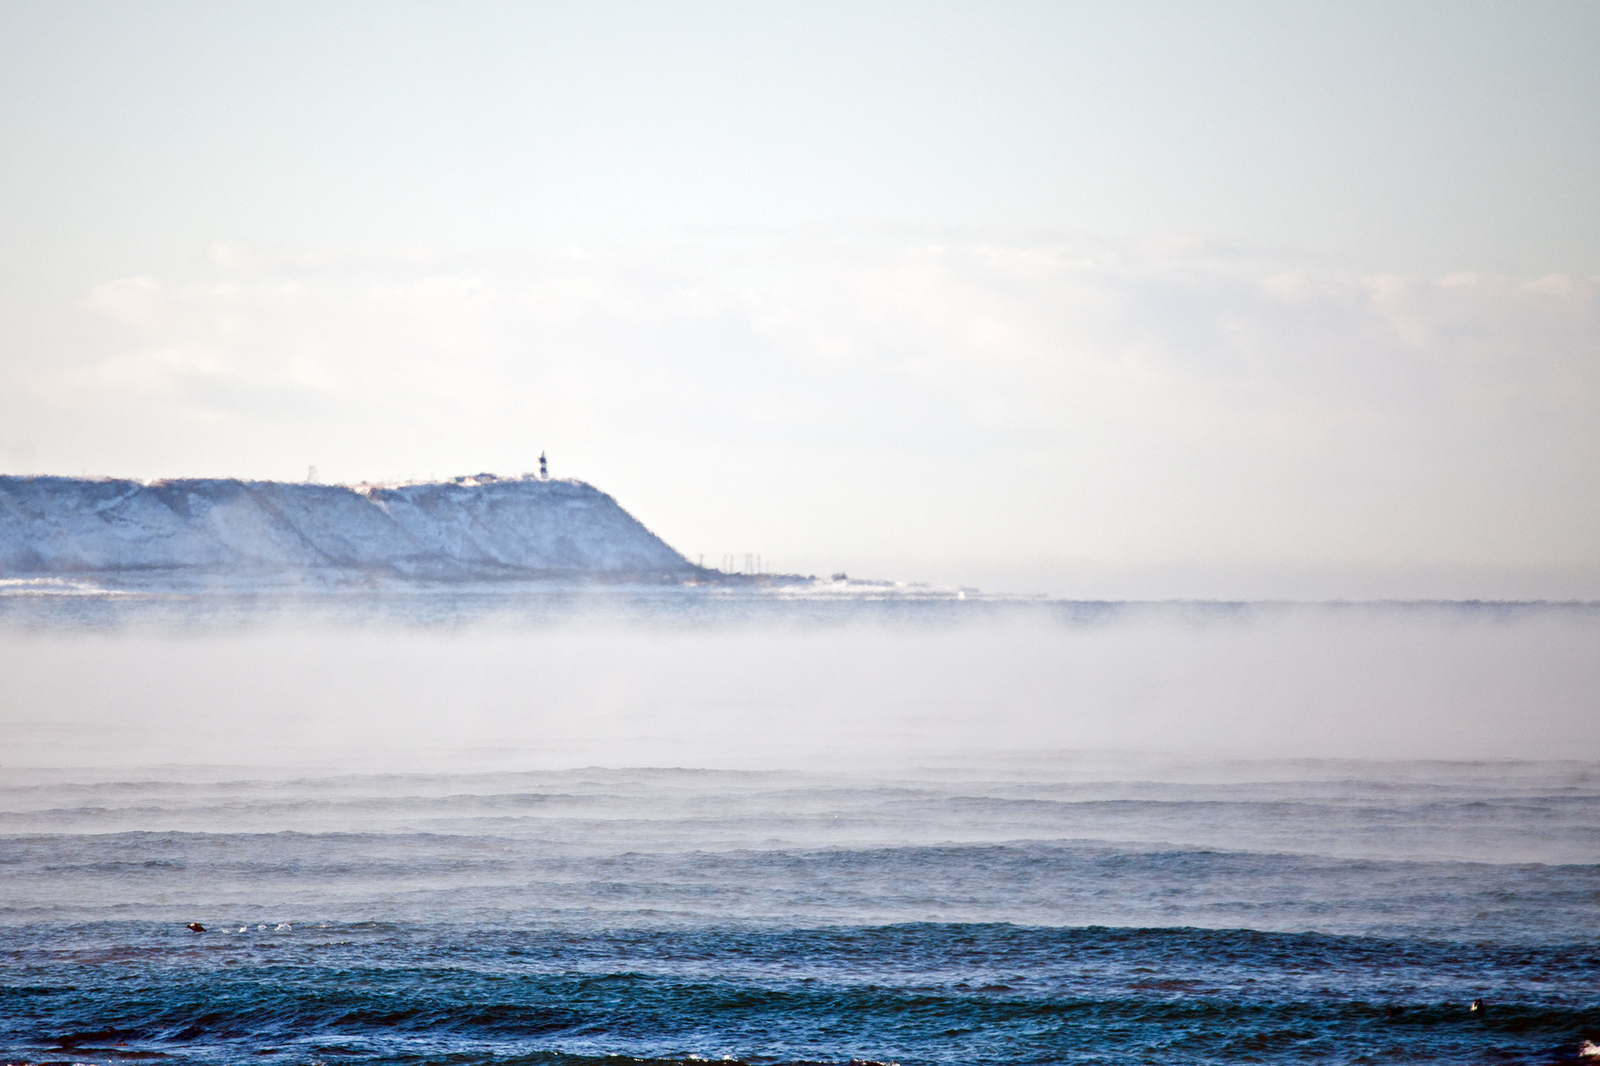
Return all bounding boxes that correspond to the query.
[7,921,1600,1066]
[2,764,1598,1066]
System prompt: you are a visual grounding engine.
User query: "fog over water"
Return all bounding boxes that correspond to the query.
[3,596,1596,773]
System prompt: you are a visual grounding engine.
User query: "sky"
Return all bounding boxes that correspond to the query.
[2,0,1597,597]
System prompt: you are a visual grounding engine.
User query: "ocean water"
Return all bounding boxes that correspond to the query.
[2,593,1598,1065]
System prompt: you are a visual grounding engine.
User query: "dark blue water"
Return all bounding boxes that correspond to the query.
[3,765,1598,1066]
[5,920,1599,1066]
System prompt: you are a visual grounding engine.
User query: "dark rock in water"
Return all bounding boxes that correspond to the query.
[0,474,708,586]
[186,923,205,933]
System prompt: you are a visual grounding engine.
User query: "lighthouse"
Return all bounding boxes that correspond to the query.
[539,451,548,479]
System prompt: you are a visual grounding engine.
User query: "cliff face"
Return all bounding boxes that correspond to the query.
[0,474,695,583]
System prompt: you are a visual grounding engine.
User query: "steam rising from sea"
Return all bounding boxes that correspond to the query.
[2,594,1596,772]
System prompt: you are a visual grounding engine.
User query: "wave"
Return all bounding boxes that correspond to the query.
[3,922,1597,1066]
[5,771,1598,867]
[2,832,1596,943]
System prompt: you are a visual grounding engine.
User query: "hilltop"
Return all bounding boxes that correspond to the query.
[0,473,719,587]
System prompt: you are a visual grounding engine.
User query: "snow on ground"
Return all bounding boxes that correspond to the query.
[0,473,697,585]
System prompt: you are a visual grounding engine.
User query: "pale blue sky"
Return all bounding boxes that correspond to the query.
[2,1,1598,595]
[3,0,1597,275]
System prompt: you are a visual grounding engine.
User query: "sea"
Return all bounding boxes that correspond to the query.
[2,588,1598,1065]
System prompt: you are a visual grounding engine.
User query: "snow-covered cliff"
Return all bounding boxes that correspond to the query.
[0,474,698,584]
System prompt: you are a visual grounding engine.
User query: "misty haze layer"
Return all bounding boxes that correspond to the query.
[3,598,1596,767]
[0,474,692,582]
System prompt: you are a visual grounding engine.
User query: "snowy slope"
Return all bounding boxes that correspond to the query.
[0,474,695,583]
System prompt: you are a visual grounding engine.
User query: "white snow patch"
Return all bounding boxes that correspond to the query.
[0,474,695,585]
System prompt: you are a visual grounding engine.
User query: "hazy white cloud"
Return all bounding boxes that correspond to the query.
[8,227,1598,592]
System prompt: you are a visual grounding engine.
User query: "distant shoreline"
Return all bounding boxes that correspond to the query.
[0,472,799,587]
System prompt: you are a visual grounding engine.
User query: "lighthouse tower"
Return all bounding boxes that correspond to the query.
[539,451,548,479]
